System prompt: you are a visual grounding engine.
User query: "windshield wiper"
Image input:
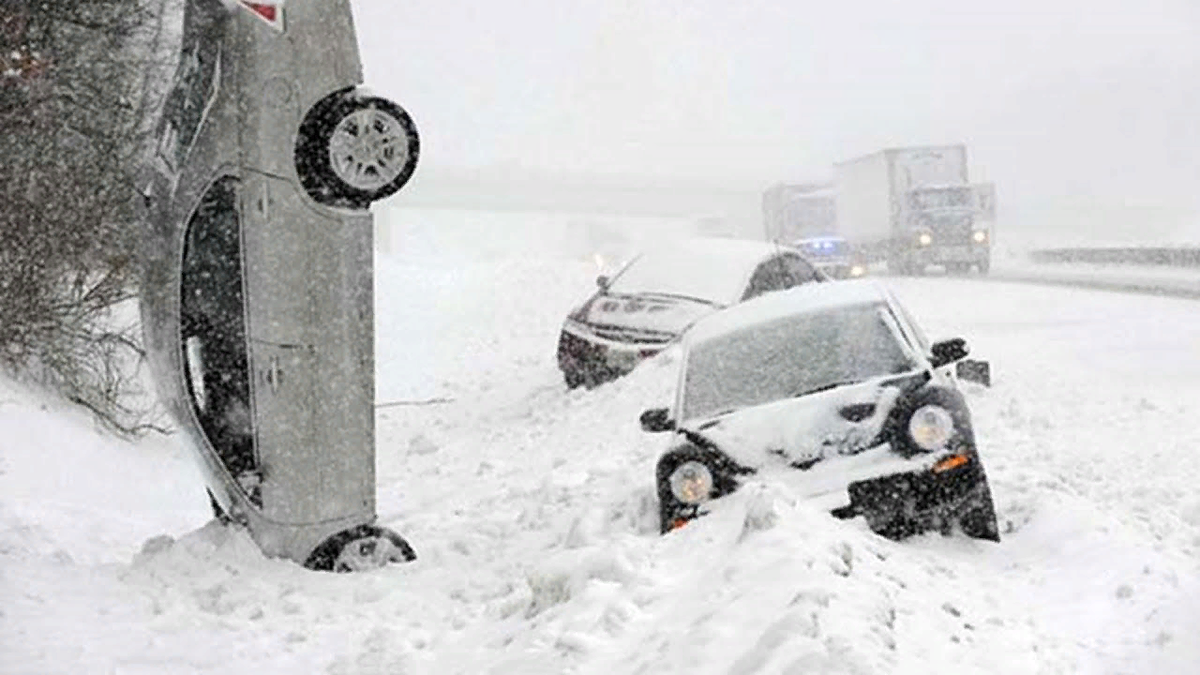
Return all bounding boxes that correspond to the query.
[791,380,862,398]
[695,408,739,429]
[635,291,723,307]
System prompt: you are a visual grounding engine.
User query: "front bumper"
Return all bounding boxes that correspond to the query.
[557,321,669,387]
[911,244,990,265]
[814,260,868,279]
[832,454,999,541]
[661,450,1000,542]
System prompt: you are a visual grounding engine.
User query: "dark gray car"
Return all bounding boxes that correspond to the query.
[139,0,419,571]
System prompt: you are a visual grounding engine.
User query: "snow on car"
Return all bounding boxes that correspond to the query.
[639,278,1001,541]
[556,237,827,389]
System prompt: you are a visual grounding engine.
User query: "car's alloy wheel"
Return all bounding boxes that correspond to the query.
[328,107,411,192]
[295,88,420,209]
[333,533,410,572]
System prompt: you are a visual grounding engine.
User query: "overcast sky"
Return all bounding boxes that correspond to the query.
[352,0,1199,231]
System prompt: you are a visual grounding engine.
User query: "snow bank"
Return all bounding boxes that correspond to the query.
[4,209,1200,674]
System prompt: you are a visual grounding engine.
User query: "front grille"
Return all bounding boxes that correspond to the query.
[930,216,974,244]
[558,329,605,364]
[589,324,676,345]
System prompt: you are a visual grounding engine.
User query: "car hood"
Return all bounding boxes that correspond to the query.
[579,294,720,337]
[682,377,907,471]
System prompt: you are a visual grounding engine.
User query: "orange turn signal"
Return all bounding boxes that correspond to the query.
[669,518,689,531]
[932,454,969,473]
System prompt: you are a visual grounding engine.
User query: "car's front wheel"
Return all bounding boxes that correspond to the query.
[295,88,420,209]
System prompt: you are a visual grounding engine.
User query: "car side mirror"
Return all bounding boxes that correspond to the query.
[929,337,969,368]
[596,275,610,292]
[956,358,991,387]
[639,407,674,433]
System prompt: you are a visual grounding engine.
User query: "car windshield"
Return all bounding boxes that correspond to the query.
[680,302,917,422]
[607,247,754,304]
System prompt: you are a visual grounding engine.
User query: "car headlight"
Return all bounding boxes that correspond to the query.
[972,230,988,243]
[918,233,932,246]
[908,405,954,450]
[669,461,714,504]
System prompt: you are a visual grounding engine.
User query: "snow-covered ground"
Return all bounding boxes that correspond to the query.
[4,207,1200,674]
[989,258,1200,300]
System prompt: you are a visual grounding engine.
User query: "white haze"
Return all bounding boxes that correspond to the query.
[352,0,1200,243]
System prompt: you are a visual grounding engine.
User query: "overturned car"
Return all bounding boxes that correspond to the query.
[640,279,1000,542]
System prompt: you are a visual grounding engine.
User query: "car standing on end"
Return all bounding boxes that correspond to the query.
[138,0,419,572]
[557,237,827,389]
[639,278,1000,542]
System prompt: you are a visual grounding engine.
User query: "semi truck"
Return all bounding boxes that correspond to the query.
[833,145,990,275]
[762,181,837,242]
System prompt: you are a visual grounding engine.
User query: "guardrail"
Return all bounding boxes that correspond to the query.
[1027,247,1200,267]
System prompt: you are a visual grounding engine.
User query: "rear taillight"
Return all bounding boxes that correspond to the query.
[237,1,285,31]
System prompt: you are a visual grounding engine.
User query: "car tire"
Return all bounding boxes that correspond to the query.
[304,524,417,572]
[295,88,420,209]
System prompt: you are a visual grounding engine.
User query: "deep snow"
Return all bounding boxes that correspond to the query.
[3,207,1200,674]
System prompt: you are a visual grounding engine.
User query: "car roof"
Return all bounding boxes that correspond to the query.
[682,278,894,346]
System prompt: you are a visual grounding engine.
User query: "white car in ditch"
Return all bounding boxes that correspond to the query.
[639,279,1000,541]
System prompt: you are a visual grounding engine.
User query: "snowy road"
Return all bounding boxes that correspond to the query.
[3,209,1200,674]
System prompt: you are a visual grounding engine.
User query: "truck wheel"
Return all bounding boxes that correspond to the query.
[295,88,420,209]
[977,259,990,275]
[304,524,417,572]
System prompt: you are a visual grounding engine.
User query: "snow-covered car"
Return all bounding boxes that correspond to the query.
[791,236,866,279]
[639,278,1001,542]
[138,0,419,571]
[557,238,827,389]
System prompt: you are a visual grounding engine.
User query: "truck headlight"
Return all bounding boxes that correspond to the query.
[669,461,714,504]
[972,230,988,243]
[918,233,932,246]
[850,264,865,277]
[908,405,954,450]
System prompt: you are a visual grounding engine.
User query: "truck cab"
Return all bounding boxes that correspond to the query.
[901,183,990,275]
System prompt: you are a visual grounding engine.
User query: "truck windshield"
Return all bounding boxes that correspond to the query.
[909,187,972,210]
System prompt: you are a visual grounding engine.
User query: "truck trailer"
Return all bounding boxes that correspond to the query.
[762,181,837,242]
[833,146,990,275]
